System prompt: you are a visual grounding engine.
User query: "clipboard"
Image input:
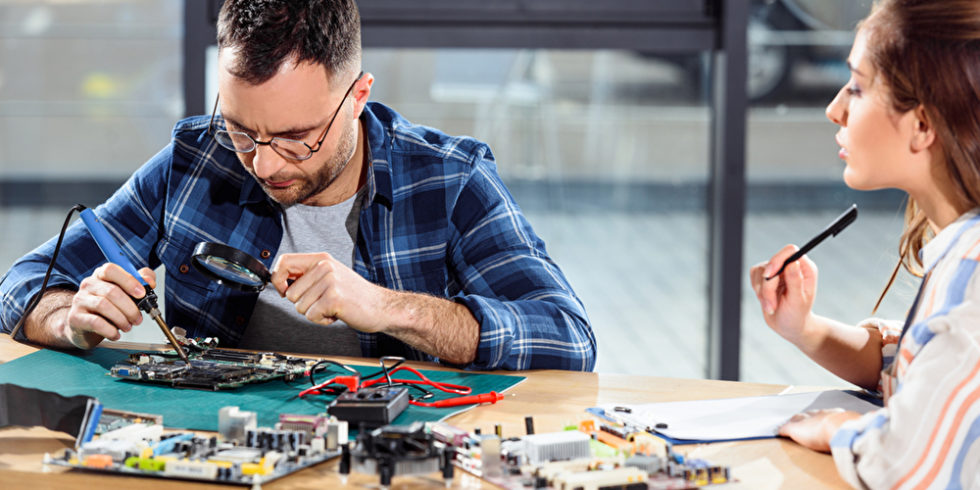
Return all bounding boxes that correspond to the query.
[588,389,882,445]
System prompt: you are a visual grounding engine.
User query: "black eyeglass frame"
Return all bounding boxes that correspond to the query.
[207,71,364,161]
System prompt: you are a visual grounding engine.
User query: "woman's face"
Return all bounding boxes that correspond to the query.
[826,29,923,193]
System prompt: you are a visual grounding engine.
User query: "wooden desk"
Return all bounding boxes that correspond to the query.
[0,336,846,489]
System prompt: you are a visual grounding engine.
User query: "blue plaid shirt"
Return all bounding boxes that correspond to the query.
[0,102,596,371]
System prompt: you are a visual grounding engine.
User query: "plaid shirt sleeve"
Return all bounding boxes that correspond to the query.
[447,155,596,371]
[358,104,597,371]
[0,146,169,340]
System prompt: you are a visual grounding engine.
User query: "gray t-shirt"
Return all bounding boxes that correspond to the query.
[238,190,365,356]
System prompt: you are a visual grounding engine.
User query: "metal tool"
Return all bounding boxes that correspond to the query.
[79,208,189,363]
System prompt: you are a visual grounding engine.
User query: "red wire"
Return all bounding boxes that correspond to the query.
[359,365,471,395]
[296,363,502,407]
[298,374,360,398]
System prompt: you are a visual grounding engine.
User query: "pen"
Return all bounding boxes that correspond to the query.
[765,204,858,280]
[79,208,190,363]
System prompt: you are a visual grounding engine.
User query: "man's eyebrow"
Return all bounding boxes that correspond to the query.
[846,60,866,78]
[220,115,253,134]
[267,123,322,137]
[220,115,322,137]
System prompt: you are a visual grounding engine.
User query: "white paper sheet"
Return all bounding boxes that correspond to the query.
[596,390,881,442]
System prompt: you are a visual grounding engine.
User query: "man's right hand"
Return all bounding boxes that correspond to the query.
[28,264,156,349]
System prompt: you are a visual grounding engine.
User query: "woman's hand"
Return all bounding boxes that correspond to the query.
[749,244,820,348]
[779,408,862,453]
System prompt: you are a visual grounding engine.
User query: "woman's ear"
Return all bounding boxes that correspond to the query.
[910,104,937,153]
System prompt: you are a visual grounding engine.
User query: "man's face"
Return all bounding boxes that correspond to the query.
[216,53,360,206]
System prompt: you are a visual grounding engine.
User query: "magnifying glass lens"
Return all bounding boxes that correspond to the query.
[199,256,264,286]
[191,242,272,292]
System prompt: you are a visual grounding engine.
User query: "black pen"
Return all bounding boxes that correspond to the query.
[765,204,858,280]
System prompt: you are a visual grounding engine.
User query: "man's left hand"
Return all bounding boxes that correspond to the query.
[270,252,391,332]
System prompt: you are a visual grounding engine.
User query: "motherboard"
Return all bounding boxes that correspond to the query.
[109,349,318,390]
[46,407,346,486]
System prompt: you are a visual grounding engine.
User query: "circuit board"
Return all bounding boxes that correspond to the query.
[109,349,318,390]
[46,408,346,486]
[47,429,341,486]
[431,421,732,490]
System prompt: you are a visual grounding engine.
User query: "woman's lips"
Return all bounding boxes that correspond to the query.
[835,135,848,159]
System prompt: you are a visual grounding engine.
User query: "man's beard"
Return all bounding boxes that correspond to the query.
[259,120,356,206]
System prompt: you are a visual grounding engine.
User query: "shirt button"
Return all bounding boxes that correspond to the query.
[235,315,246,325]
[260,250,271,259]
[179,264,190,274]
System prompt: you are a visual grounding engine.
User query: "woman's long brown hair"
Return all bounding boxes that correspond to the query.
[862,0,980,312]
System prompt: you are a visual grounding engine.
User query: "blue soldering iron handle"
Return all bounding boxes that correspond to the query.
[79,208,149,287]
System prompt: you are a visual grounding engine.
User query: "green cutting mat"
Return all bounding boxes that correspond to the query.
[0,348,524,431]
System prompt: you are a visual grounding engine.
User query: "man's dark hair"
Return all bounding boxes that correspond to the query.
[216,0,361,85]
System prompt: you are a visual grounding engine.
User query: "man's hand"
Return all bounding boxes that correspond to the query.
[778,408,861,453]
[66,264,155,348]
[24,264,156,350]
[271,253,390,332]
[270,252,479,364]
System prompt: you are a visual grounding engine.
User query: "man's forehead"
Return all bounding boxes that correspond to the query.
[217,66,337,133]
[218,49,341,90]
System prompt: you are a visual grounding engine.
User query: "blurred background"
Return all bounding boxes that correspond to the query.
[0,0,918,387]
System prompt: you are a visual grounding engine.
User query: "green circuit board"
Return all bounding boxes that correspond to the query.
[109,349,318,390]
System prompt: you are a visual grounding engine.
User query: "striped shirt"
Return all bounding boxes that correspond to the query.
[831,209,980,488]
[0,102,597,371]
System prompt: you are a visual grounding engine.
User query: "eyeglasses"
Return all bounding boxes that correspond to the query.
[208,71,364,161]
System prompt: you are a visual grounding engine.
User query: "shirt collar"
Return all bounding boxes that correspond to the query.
[921,207,980,272]
[361,103,393,209]
[238,169,270,206]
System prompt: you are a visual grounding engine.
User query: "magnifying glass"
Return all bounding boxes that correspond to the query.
[191,242,271,292]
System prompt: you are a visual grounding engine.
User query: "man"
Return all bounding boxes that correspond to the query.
[0,0,596,371]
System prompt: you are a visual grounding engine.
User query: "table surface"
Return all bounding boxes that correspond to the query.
[0,335,846,489]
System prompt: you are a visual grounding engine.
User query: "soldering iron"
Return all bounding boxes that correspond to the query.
[79,207,189,363]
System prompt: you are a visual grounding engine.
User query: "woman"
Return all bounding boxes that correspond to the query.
[750,0,980,487]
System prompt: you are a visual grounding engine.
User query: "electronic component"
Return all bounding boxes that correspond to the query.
[523,431,591,464]
[340,422,454,488]
[440,419,732,489]
[45,405,341,486]
[481,435,503,479]
[98,422,164,444]
[95,408,163,436]
[327,385,410,427]
[275,415,348,451]
[276,413,329,438]
[325,419,349,450]
[429,422,470,447]
[218,407,256,443]
[535,458,648,490]
[109,349,318,390]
